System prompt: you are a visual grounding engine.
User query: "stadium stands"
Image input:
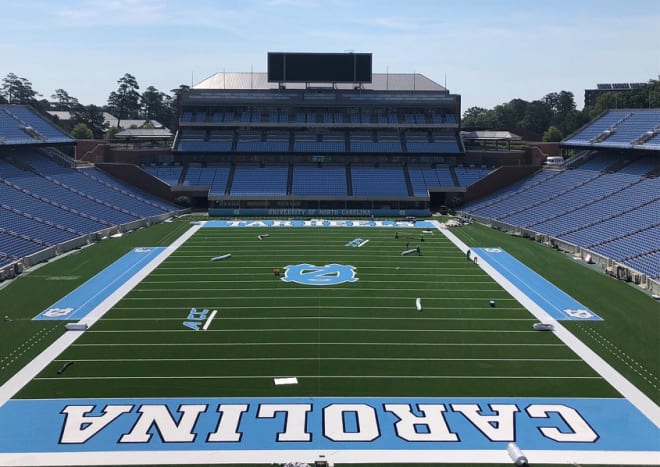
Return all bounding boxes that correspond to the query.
[183,166,231,194]
[174,162,495,198]
[230,165,288,196]
[408,167,438,197]
[351,166,409,197]
[563,109,660,150]
[454,166,491,186]
[0,147,181,265]
[294,132,345,152]
[171,69,463,217]
[0,105,73,145]
[142,166,183,186]
[292,165,347,196]
[3,106,73,143]
[461,152,660,279]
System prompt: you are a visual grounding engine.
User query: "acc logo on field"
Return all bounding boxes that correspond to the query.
[281,263,358,286]
[563,308,593,319]
[134,247,153,253]
[484,248,503,253]
[43,307,74,318]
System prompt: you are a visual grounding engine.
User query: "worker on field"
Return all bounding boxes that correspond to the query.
[274,267,280,277]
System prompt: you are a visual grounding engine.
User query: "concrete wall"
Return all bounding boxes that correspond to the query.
[76,140,109,163]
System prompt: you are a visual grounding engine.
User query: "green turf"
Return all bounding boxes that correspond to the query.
[0,220,191,385]
[1,218,658,466]
[14,226,616,401]
[451,222,660,404]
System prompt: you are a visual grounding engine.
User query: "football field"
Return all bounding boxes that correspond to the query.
[0,219,658,466]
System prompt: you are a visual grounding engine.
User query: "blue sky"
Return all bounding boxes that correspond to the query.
[2,0,658,111]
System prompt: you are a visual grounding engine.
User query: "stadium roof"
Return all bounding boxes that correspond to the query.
[115,128,172,139]
[462,130,522,141]
[47,111,166,131]
[194,72,447,92]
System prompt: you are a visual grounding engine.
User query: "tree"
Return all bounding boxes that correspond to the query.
[493,98,529,128]
[461,106,496,129]
[1,73,39,104]
[105,126,121,139]
[141,86,165,120]
[107,73,141,125]
[519,100,553,135]
[543,125,563,142]
[51,89,79,111]
[557,91,576,115]
[586,80,660,117]
[71,104,107,139]
[170,84,191,101]
[141,85,175,126]
[167,84,191,129]
[70,123,94,139]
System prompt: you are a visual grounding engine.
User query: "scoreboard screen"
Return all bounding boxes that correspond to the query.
[268,52,372,83]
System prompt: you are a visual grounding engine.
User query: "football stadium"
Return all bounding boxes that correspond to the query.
[0,52,658,466]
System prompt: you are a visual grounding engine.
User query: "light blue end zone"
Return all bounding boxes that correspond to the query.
[0,397,656,453]
[471,247,602,321]
[33,247,165,321]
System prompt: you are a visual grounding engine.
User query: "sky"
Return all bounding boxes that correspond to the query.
[2,0,659,112]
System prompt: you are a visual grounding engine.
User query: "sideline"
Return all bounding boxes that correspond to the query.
[432,220,660,427]
[0,223,203,408]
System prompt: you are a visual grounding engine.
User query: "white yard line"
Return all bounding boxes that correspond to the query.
[35,375,601,381]
[85,328,538,333]
[71,341,564,347]
[99,316,536,321]
[0,223,202,409]
[432,220,660,428]
[54,357,582,362]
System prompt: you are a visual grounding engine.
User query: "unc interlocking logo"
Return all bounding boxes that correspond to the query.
[43,307,74,318]
[281,263,358,286]
[563,308,594,319]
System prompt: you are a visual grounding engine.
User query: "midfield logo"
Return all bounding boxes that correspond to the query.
[281,263,358,286]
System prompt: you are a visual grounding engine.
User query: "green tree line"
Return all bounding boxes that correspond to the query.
[462,80,659,141]
[0,72,189,139]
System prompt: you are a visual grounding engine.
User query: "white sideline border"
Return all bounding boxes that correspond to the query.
[0,449,657,466]
[432,220,660,428]
[0,223,204,408]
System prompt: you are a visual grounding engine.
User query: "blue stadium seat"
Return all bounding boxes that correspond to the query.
[351,166,408,196]
[230,165,288,196]
[461,152,660,277]
[142,166,183,186]
[1,106,72,144]
[292,166,347,196]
